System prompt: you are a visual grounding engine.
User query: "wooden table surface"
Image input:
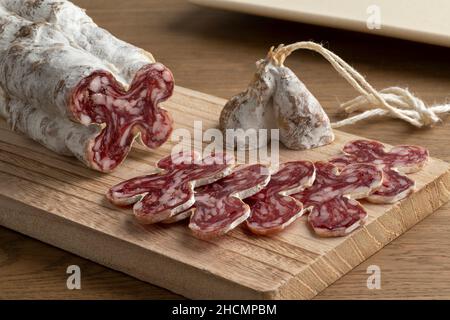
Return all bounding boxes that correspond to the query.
[1,0,450,299]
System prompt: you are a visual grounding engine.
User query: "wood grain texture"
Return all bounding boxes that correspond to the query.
[1,0,450,299]
[1,86,450,299]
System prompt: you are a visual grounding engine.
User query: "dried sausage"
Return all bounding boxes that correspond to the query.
[292,162,383,237]
[106,152,234,224]
[331,140,429,203]
[188,165,271,239]
[0,1,172,172]
[246,161,315,235]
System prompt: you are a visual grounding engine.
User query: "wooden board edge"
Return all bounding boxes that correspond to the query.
[0,196,269,300]
[271,165,450,300]
[1,155,449,300]
[1,161,450,300]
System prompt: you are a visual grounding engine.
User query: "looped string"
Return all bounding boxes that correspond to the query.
[269,41,450,128]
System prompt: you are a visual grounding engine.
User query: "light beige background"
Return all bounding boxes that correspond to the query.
[192,0,450,47]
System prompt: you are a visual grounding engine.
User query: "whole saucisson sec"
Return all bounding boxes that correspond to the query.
[0,0,174,172]
[220,45,335,151]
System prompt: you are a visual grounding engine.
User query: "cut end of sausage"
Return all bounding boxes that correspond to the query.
[72,63,174,172]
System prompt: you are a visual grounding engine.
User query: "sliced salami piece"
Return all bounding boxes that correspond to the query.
[160,210,193,224]
[0,1,173,172]
[292,162,383,237]
[106,152,234,224]
[156,151,199,170]
[187,165,271,239]
[330,140,429,203]
[246,161,315,235]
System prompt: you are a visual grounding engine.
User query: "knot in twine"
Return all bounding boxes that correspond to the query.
[270,42,450,128]
[337,86,448,128]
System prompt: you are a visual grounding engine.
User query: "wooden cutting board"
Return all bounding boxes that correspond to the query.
[0,86,449,299]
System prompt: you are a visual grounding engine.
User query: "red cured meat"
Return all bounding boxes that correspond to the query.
[186,165,271,239]
[292,162,383,237]
[330,140,428,203]
[0,1,174,172]
[246,161,315,235]
[106,152,234,224]
[72,63,174,172]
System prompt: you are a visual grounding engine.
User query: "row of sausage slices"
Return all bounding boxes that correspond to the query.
[106,139,428,239]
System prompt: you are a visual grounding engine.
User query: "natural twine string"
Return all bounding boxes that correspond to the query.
[269,41,450,128]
